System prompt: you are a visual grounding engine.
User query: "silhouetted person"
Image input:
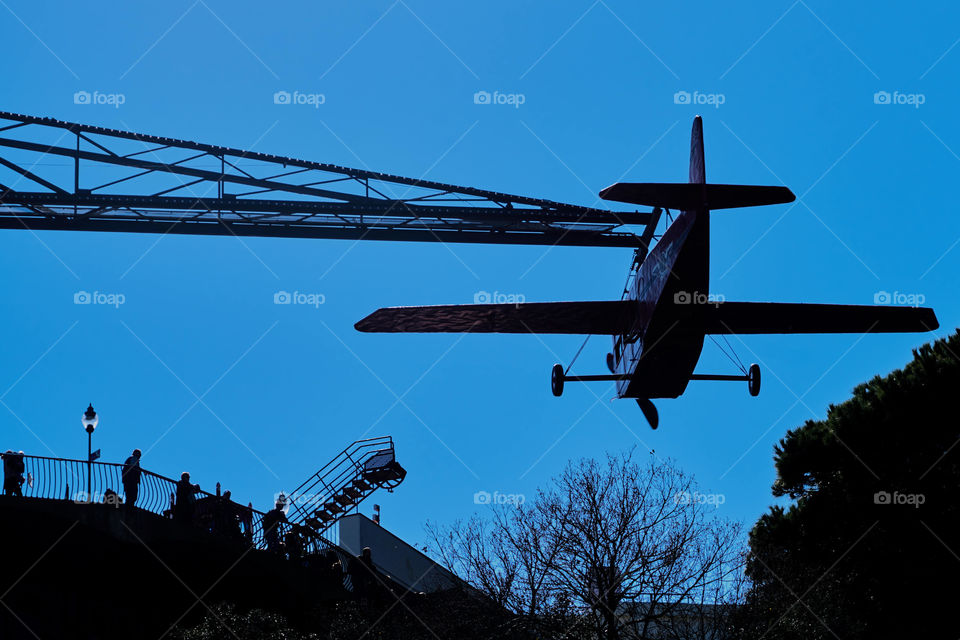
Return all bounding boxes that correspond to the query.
[213,490,242,539]
[349,547,379,605]
[2,450,25,497]
[121,449,142,508]
[240,502,254,543]
[262,499,287,553]
[103,487,122,508]
[323,551,344,591]
[285,526,304,563]
[174,472,200,524]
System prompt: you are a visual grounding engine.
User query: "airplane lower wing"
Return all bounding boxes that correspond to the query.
[355,300,636,334]
[701,302,938,334]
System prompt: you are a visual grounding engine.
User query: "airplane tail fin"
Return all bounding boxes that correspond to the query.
[690,115,705,184]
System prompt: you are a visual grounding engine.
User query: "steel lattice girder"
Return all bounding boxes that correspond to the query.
[0,111,656,248]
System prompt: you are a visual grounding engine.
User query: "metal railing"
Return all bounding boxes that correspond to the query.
[10,454,346,562]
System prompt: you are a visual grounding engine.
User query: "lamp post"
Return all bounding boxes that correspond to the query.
[82,404,98,499]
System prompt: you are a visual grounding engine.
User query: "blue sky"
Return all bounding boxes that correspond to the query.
[1,1,958,549]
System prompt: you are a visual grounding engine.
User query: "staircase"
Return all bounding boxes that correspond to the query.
[286,436,406,535]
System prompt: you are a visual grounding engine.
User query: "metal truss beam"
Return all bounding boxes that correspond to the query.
[0,111,658,250]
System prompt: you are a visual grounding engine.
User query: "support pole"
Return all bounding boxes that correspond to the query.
[87,430,92,499]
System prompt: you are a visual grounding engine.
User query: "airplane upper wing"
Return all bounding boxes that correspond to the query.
[701,302,938,334]
[355,301,636,334]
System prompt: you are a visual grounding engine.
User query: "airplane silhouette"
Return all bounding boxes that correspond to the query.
[356,117,938,428]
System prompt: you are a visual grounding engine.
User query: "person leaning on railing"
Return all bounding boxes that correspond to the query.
[174,472,201,524]
[2,450,25,497]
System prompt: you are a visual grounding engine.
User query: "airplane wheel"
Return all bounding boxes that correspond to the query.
[551,364,565,397]
[748,363,761,397]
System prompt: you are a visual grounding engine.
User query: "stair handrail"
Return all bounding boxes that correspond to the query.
[284,436,397,528]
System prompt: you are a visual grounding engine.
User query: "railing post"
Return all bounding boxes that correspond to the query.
[87,430,92,500]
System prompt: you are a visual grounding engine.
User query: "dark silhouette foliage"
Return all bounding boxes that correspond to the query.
[737,331,960,638]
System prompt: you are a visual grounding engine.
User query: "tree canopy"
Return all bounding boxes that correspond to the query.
[740,330,960,638]
[428,450,745,640]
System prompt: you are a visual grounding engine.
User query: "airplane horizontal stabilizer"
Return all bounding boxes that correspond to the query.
[599,183,795,210]
[701,302,938,334]
[355,301,636,334]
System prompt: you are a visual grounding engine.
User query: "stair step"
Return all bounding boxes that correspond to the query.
[313,510,334,522]
[334,493,354,507]
[343,486,363,500]
[352,479,372,492]
[324,501,344,514]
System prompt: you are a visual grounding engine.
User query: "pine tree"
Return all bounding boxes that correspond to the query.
[739,330,960,638]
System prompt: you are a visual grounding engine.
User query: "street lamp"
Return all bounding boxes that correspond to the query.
[82,404,98,499]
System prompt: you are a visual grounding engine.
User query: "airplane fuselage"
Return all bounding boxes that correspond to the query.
[613,205,710,399]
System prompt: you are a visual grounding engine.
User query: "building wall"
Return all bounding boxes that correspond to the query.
[338,514,459,593]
